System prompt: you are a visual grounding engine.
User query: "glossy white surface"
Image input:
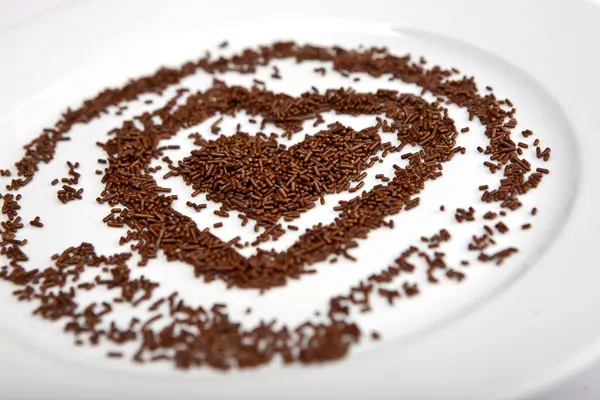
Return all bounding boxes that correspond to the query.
[0,1,599,399]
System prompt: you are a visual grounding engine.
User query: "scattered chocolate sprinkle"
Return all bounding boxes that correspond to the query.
[455,207,476,223]
[271,65,281,79]
[478,247,518,265]
[29,216,43,228]
[446,269,465,282]
[402,282,420,297]
[57,185,83,204]
[185,201,207,212]
[377,288,400,305]
[522,129,533,138]
[210,117,223,135]
[495,221,509,234]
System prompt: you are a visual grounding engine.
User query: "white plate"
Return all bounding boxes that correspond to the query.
[0,1,598,399]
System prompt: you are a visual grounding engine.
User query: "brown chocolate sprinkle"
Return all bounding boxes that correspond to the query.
[185,201,207,212]
[210,117,223,135]
[271,65,281,79]
[483,211,497,220]
[52,161,83,202]
[478,247,518,265]
[314,67,326,76]
[522,129,533,138]
[446,269,465,282]
[521,223,532,230]
[402,282,420,297]
[57,185,83,204]
[495,221,509,234]
[29,216,43,228]
[455,207,476,223]
[63,161,81,185]
[0,41,549,371]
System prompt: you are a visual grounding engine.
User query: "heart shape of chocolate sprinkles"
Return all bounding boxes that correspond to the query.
[99,82,458,289]
[174,122,381,242]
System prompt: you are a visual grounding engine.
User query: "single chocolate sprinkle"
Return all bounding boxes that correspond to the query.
[495,222,509,234]
[29,216,43,228]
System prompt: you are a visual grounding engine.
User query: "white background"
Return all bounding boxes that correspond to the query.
[0,1,596,399]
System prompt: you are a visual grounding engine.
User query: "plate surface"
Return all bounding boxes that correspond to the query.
[0,1,599,399]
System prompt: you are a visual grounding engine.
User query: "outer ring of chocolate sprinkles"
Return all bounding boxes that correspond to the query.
[0,41,549,370]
